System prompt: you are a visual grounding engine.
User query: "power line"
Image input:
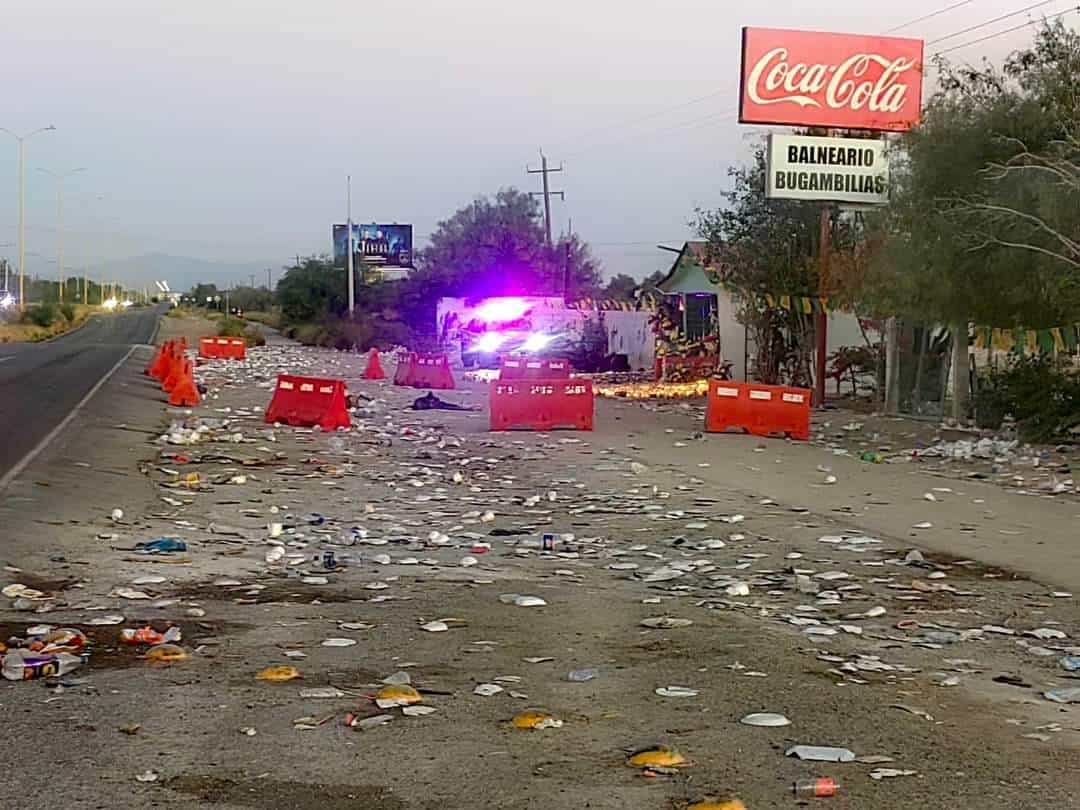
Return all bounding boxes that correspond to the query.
[563,111,737,159]
[932,4,1079,55]
[927,0,1058,44]
[888,0,980,32]
[548,85,736,152]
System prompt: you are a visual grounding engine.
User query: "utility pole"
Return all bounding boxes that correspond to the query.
[527,150,565,247]
[249,273,255,289]
[346,175,355,316]
[1,125,55,310]
[266,267,272,291]
[38,167,87,303]
[562,217,574,299]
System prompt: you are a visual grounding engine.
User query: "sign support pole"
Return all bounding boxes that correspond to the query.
[815,202,830,408]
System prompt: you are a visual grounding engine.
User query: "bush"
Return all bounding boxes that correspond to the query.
[217,316,266,347]
[974,355,1080,442]
[58,302,76,322]
[216,316,248,338]
[24,302,57,328]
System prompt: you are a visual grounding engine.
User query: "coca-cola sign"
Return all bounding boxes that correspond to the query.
[739,27,924,132]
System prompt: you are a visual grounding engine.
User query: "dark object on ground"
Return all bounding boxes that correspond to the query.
[410,392,477,412]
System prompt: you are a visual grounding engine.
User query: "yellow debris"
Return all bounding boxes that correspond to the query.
[256,665,301,682]
[144,644,189,663]
[688,800,747,810]
[375,684,422,706]
[626,745,688,768]
[511,710,563,730]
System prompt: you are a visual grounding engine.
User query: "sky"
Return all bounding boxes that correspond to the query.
[1,0,1075,287]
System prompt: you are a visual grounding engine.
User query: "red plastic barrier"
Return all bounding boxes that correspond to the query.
[199,337,246,360]
[490,379,594,431]
[393,352,416,386]
[705,380,811,440]
[392,352,455,389]
[265,374,351,431]
[499,357,572,380]
[411,353,455,389]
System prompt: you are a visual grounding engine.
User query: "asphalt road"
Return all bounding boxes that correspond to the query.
[0,305,162,483]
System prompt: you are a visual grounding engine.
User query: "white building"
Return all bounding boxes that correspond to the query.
[656,242,866,381]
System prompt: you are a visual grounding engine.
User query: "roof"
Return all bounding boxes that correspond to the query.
[656,241,726,293]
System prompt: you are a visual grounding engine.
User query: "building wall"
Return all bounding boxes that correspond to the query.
[659,263,870,381]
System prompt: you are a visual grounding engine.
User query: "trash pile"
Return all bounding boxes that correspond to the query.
[6,337,1076,804]
[2,626,88,681]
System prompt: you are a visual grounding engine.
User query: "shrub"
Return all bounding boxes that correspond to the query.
[24,302,57,328]
[974,355,1080,442]
[58,302,77,322]
[216,316,248,338]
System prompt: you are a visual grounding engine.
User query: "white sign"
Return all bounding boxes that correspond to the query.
[766,134,889,204]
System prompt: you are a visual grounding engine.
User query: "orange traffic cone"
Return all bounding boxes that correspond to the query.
[363,348,386,380]
[148,341,168,379]
[168,359,200,407]
[161,345,184,392]
[145,342,165,376]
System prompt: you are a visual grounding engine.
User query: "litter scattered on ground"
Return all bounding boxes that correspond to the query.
[786,745,856,763]
[740,712,791,727]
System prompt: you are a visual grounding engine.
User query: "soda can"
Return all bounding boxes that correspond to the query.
[541,533,555,552]
[322,550,337,570]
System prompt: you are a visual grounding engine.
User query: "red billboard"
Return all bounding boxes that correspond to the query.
[739,27,924,132]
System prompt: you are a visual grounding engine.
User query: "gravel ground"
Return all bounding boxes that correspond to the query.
[1,318,1077,810]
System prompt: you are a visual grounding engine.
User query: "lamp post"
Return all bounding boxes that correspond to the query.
[38,166,87,303]
[0,125,55,310]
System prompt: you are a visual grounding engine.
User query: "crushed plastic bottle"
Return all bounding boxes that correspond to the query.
[3,650,83,681]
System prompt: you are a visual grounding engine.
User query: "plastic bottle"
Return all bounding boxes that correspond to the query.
[793,779,838,798]
[2,650,83,681]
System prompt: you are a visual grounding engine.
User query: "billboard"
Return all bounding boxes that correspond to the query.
[766,134,889,204]
[332,223,413,268]
[739,27,924,132]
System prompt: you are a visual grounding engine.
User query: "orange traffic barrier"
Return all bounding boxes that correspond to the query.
[199,337,246,360]
[705,380,811,441]
[363,348,386,380]
[265,374,351,431]
[393,352,415,386]
[168,359,200,407]
[499,357,572,380]
[393,352,455,389]
[490,379,594,431]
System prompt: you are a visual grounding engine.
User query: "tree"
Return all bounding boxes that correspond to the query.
[276,258,345,323]
[870,19,1080,419]
[190,283,220,307]
[601,273,639,300]
[403,188,600,331]
[694,143,863,385]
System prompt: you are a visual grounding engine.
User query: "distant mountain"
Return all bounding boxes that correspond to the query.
[89,253,284,292]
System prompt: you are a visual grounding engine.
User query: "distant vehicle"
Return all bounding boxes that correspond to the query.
[461,330,572,369]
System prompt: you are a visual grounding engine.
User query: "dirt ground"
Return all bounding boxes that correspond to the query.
[1,317,1077,809]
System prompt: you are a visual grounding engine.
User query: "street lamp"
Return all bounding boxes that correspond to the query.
[38,166,87,303]
[0,125,55,310]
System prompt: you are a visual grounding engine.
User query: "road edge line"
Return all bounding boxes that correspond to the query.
[38,312,98,344]
[0,345,138,494]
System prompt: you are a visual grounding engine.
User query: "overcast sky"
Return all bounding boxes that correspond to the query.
[1,0,1073,285]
